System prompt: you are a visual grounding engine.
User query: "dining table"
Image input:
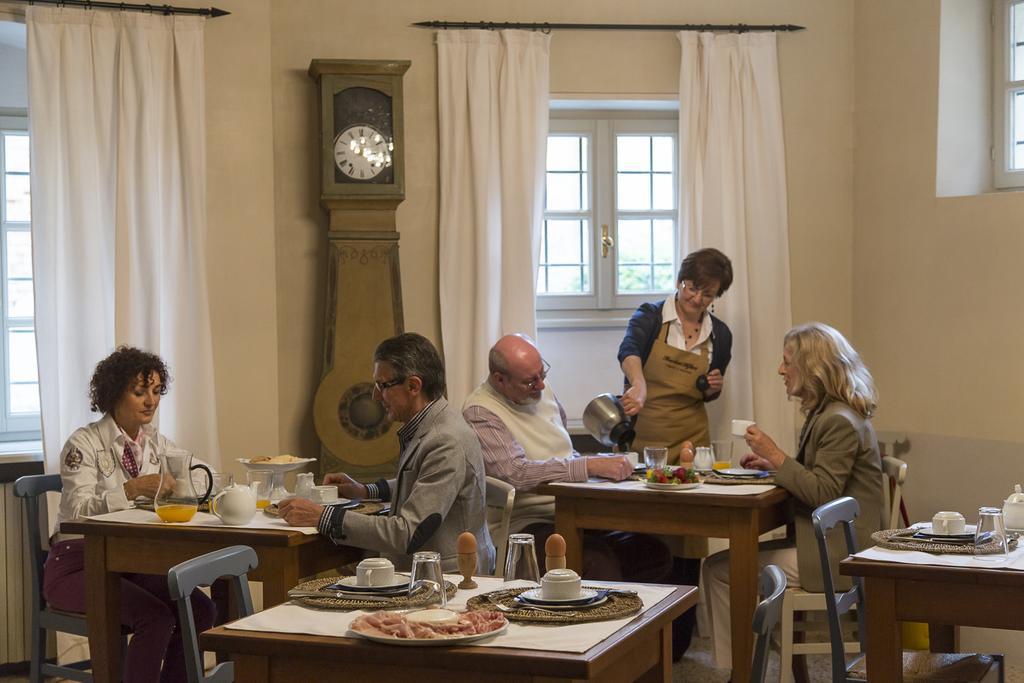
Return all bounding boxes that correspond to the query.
[199,576,698,682]
[841,543,1024,681]
[61,508,361,683]
[537,478,791,682]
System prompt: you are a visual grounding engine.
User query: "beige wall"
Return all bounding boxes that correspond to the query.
[210,0,857,460]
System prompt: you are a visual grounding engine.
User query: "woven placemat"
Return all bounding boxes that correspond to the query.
[702,473,777,486]
[291,576,458,611]
[871,528,1019,555]
[466,586,642,624]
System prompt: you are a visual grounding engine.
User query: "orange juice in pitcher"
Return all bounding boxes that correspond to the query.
[155,448,213,523]
[156,504,199,523]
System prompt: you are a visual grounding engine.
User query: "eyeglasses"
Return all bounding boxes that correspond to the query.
[681,280,719,302]
[373,377,406,394]
[520,359,551,391]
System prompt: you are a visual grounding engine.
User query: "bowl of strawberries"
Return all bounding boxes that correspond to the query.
[643,466,701,491]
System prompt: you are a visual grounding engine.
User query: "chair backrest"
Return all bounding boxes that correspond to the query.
[13,474,62,613]
[167,545,258,683]
[811,496,866,683]
[485,476,516,577]
[749,564,788,683]
[881,455,908,529]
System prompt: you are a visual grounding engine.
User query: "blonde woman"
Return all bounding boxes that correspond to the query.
[702,322,885,671]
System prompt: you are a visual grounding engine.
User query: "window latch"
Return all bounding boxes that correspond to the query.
[601,224,614,258]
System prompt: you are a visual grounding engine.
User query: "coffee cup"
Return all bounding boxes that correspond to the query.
[623,452,639,468]
[932,511,966,536]
[731,419,756,437]
[356,557,396,587]
[540,568,582,600]
[311,485,338,504]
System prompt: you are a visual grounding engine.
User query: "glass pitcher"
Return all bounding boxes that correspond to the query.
[155,448,213,523]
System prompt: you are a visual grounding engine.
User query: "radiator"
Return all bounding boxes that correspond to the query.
[0,480,34,666]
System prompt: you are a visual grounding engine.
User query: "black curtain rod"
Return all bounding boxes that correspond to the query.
[11,0,228,17]
[414,20,804,33]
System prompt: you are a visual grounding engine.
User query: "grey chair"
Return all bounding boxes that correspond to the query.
[167,545,258,683]
[812,496,1003,682]
[13,473,129,683]
[749,564,787,683]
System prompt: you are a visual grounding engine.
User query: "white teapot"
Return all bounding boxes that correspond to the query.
[1003,484,1024,531]
[210,483,257,526]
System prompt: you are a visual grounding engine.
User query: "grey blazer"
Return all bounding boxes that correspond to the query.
[774,400,884,593]
[341,398,496,573]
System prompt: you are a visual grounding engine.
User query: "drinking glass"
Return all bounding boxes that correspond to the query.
[711,440,734,469]
[246,470,273,509]
[210,473,234,496]
[975,507,1009,561]
[503,533,541,583]
[643,446,668,470]
[408,550,447,608]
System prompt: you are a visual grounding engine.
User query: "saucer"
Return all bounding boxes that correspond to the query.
[716,468,771,478]
[913,523,977,539]
[326,575,410,594]
[516,588,606,607]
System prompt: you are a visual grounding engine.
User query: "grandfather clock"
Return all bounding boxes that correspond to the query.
[308,59,410,481]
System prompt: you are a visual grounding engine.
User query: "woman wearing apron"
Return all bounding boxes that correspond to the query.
[617,247,734,661]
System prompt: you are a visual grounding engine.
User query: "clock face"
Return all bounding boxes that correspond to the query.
[334,125,392,180]
[332,86,395,185]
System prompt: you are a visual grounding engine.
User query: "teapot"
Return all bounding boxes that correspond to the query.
[582,393,635,449]
[1003,484,1024,531]
[210,483,257,526]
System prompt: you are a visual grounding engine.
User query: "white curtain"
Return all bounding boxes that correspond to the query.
[677,32,796,454]
[28,7,220,471]
[437,30,550,408]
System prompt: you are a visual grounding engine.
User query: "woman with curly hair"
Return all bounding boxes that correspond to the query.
[42,346,215,683]
[702,322,885,672]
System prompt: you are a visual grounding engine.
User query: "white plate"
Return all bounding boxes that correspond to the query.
[328,575,411,593]
[717,468,771,478]
[348,621,507,646]
[237,457,316,473]
[644,481,700,491]
[517,588,602,605]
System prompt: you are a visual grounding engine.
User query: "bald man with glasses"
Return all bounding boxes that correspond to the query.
[463,334,671,583]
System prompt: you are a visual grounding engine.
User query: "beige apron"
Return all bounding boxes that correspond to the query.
[632,321,712,558]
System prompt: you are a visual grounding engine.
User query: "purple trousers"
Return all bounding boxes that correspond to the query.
[43,538,216,683]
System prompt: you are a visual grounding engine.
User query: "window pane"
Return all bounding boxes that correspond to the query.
[652,219,675,263]
[618,220,651,264]
[652,173,674,210]
[7,231,32,278]
[547,265,585,293]
[1015,91,1024,170]
[652,136,673,173]
[1014,2,1024,81]
[547,172,584,211]
[10,383,40,414]
[547,136,585,172]
[617,136,650,172]
[5,174,30,222]
[546,220,585,265]
[617,173,651,210]
[4,134,29,173]
[10,329,37,383]
[653,265,675,290]
[537,266,546,294]
[8,280,33,318]
[618,265,652,292]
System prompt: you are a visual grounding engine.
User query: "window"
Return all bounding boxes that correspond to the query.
[538,113,678,318]
[0,119,40,439]
[994,0,1024,188]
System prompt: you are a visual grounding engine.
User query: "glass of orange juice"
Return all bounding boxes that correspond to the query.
[247,470,273,509]
[711,440,733,470]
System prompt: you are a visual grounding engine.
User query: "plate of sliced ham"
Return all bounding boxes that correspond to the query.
[349,609,508,646]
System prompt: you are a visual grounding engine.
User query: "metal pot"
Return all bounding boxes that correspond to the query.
[582,393,635,449]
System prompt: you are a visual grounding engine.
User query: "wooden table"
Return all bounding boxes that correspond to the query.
[200,585,697,682]
[61,518,360,683]
[539,482,791,682]
[841,555,1024,681]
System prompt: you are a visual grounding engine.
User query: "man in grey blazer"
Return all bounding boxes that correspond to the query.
[280,333,495,573]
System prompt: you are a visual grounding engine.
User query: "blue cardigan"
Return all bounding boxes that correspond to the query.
[617,301,733,402]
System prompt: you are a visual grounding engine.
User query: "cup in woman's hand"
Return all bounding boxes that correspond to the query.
[731,419,756,437]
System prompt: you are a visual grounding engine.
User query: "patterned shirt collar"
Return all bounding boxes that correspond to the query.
[396,397,441,448]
